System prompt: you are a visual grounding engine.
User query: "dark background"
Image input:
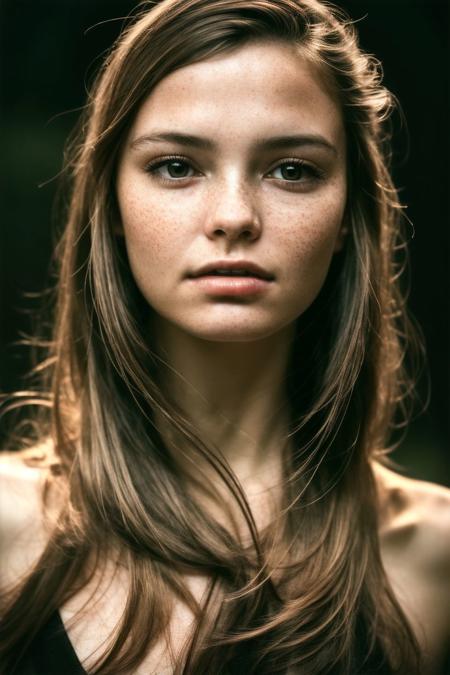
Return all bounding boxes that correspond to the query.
[0,0,448,483]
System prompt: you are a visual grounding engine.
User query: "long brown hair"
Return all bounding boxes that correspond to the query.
[1,0,422,672]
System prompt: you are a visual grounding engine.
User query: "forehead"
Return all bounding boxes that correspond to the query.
[129,40,345,155]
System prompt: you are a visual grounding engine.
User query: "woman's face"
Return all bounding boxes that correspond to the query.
[116,40,347,343]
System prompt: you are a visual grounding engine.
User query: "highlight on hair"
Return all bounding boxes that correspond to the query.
[0,0,423,672]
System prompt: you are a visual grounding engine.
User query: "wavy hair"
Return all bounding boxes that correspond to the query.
[1,0,422,672]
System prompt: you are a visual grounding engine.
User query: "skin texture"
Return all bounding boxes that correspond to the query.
[116,41,347,482]
[1,42,449,674]
[117,41,346,346]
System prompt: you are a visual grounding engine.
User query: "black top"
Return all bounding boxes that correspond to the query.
[8,612,390,675]
[10,610,450,675]
[11,611,85,675]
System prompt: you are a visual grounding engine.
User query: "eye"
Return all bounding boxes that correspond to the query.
[145,155,196,182]
[267,159,325,184]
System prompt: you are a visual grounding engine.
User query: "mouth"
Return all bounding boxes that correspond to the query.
[188,260,274,281]
[186,260,275,297]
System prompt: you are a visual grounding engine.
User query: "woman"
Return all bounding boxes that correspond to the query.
[0,0,449,673]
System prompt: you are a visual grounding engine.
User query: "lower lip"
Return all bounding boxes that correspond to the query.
[187,275,272,296]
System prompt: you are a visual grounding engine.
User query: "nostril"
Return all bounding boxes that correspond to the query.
[213,228,227,237]
[207,217,261,242]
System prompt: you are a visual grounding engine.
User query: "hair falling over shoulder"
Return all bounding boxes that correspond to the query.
[0,1,424,673]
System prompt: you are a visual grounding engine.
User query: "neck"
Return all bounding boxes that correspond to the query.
[152,318,296,488]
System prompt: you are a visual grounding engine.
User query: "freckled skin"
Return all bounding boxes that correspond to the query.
[116,41,347,343]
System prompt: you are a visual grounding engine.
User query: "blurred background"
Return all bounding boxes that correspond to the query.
[0,0,448,484]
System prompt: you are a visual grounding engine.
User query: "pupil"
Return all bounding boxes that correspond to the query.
[168,161,188,178]
[282,164,303,180]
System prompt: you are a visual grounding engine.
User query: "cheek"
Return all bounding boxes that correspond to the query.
[118,192,186,275]
[271,194,345,321]
[278,194,345,278]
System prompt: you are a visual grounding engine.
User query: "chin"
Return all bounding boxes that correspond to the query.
[179,316,296,344]
[195,329,275,343]
[150,304,300,344]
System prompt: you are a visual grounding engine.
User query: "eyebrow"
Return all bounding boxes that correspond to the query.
[130,131,337,155]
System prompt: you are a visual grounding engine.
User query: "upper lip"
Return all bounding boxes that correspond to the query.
[188,260,274,281]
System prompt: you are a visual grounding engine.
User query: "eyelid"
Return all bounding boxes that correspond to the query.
[266,157,325,180]
[144,154,199,179]
[144,154,326,183]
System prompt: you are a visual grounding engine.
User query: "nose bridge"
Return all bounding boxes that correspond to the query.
[204,169,261,241]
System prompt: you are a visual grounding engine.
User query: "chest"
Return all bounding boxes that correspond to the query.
[60,550,446,674]
[60,570,207,674]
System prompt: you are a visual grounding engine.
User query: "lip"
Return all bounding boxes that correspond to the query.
[188,259,274,281]
[187,275,271,297]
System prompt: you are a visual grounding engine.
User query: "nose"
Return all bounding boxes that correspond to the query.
[203,178,262,244]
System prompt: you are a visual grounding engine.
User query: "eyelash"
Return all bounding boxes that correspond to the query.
[144,154,325,188]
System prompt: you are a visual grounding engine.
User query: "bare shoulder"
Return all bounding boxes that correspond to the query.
[373,460,450,671]
[0,442,59,590]
[373,460,450,568]
[0,446,50,522]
